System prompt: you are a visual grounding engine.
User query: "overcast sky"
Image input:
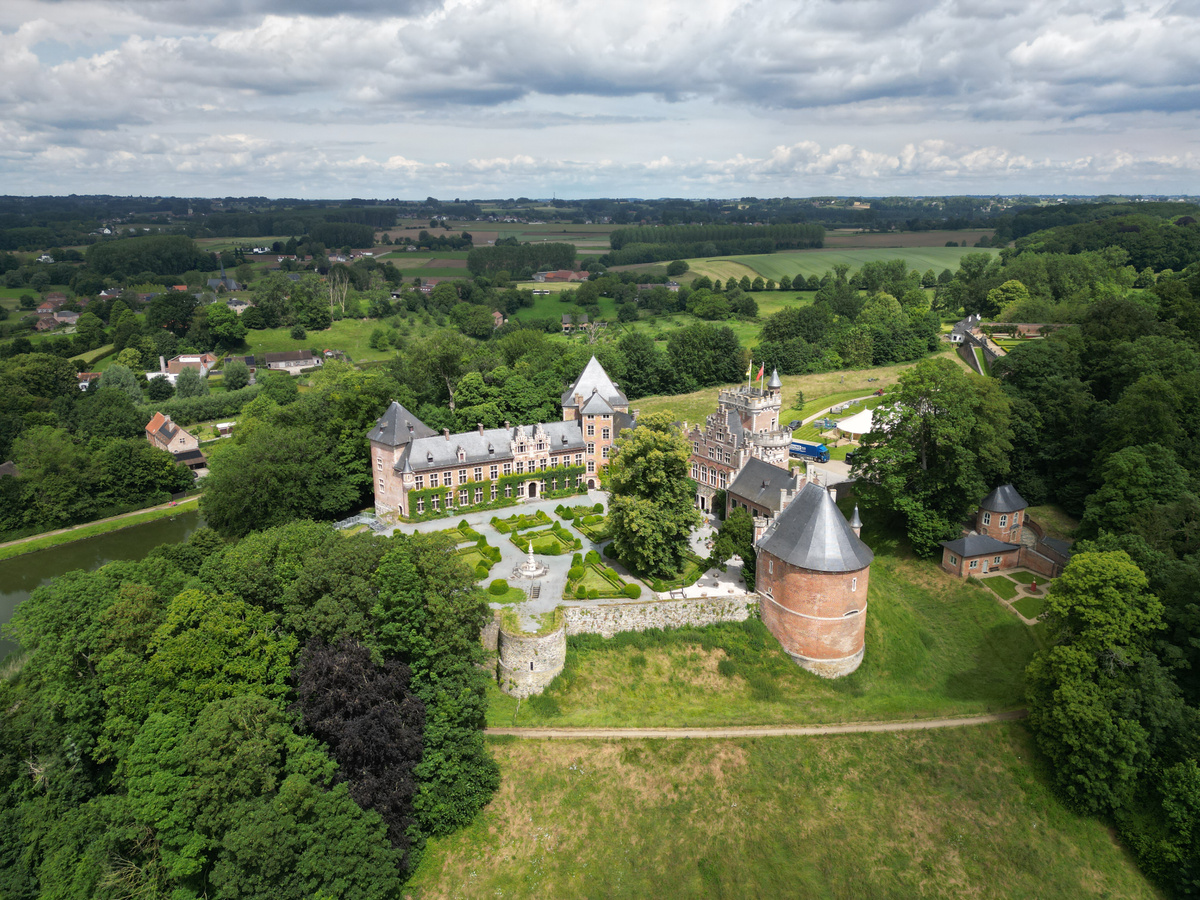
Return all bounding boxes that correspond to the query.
[2,0,1198,199]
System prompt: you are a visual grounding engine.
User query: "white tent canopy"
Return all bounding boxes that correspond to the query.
[836,407,882,440]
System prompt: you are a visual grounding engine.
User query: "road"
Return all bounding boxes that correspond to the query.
[488,709,1027,740]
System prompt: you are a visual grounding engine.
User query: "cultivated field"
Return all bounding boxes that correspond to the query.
[822,228,997,249]
[687,247,999,284]
[407,724,1158,899]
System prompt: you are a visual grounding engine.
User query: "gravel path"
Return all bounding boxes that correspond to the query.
[487,709,1027,740]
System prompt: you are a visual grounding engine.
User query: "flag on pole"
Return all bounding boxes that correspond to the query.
[746,361,753,384]
[756,363,765,384]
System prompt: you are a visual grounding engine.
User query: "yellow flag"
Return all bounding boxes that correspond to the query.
[746,361,753,379]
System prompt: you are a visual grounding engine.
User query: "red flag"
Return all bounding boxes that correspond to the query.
[756,363,765,383]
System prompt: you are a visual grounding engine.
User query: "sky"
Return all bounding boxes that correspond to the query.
[1,0,1199,199]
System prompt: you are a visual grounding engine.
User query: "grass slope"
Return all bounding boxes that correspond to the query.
[407,725,1158,900]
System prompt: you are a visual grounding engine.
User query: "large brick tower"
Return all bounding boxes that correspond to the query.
[756,483,874,678]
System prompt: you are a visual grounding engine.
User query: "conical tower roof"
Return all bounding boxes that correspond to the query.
[562,356,628,409]
[767,368,783,390]
[979,484,1027,513]
[368,401,436,447]
[758,483,873,573]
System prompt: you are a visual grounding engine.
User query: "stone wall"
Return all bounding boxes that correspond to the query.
[480,616,500,654]
[561,594,757,638]
[496,624,566,698]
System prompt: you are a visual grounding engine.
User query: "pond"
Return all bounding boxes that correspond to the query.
[0,509,203,664]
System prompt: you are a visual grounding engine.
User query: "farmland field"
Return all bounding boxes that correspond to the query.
[238,317,421,363]
[687,246,1000,283]
[822,228,996,249]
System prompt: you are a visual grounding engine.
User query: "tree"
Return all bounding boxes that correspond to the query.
[223,358,250,391]
[604,413,702,577]
[666,260,689,276]
[147,375,176,400]
[292,639,425,867]
[175,366,209,398]
[851,357,1013,555]
[99,363,144,404]
[206,302,248,348]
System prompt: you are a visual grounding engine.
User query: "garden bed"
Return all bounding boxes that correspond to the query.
[603,543,709,591]
[428,519,484,544]
[564,552,641,600]
[1012,595,1045,619]
[492,510,553,533]
[509,525,580,555]
[982,575,1019,601]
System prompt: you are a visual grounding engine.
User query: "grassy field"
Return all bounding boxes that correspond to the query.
[1013,595,1047,620]
[239,317,412,363]
[687,247,999,284]
[1025,505,1079,541]
[406,724,1158,899]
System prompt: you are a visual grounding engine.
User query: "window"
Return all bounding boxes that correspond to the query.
[602,447,609,459]
[586,423,595,437]
[692,464,699,479]
[537,441,544,451]
[504,485,512,498]
[458,469,467,485]
[491,485,498,501]
[999,514,1008,528]
[445,491,453,508]
[994,556,1002,565]
[769,559,773,575]
[551,478,558,491]
[474,466,482,481]
[969,560,978,569]
[719,471,727,488]
[376,459,382,471]
[949,555,958,565]
[602,428,610,440]
[459,489,468,505]
[503,463,512,476]
[444,471,452,486]
[982,511,991,526]
[429,473,438,488]
[516,461,525,474]
[518,443,525,454]
[575,453,583,466]
[490,465,498,480]
[586,442,595,455]
[851,577,857,592]
[587,460,595,473]
[378,478,384,492]
[693,443,699,453]
[540,458,547,470]
[474,487,483,503]
[416,498,425,513]
[415,475,424,489]
[431,496,440,510]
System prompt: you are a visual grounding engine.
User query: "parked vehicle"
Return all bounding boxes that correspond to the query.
[873,388,885,396]
[787,419,801,430]
[789,440,830,463]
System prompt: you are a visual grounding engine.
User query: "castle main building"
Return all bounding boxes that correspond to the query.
[370,357,632,519]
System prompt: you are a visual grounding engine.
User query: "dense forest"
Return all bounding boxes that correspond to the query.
[0,520,498,898]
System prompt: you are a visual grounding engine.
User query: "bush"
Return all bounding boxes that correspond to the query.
[593,502,603,513]
[290,324,307,339]
[475,565,489,580]
[575,585,587,599]
[568,566,584,581]
[585,550,600,564]
[544,544,561,556]
[587,589,599,600]
[489,547,502,562]
[623,584,642,599]
[605,567,619,580]
[573,538,582,550]
[652,579,666,592]
[572,553,583,566]
[476,536,487,548]
[717,658,737,677]
[489,579,509,596]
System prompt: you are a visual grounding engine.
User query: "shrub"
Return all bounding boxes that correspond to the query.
[475,565,489,580]
[489,579,509,596]
[545,544,561,556]
[605,567,619,580]
[587,589,599,600]
[476,536,487,548]
[573,539,582,550]
[489,547,502,562]
[652,579,666,592]
[290,324,307,340]
[717,658,737,677]
[572,553,583,566]
[459,519,470,530]
[568,566,584,581]
[585,550,600,564]
[575,585,587,599]
[623,584,642,599]
[593,502,603,513]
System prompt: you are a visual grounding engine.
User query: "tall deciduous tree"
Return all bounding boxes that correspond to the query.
[851,357,1013,555]
[604,413,702,577]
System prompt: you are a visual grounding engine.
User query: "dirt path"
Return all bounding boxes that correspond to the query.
[488,709,1027,740]
[0,495,200,551]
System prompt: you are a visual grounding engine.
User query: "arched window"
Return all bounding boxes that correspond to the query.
[999,514,1008,528]
[982,511,991,526]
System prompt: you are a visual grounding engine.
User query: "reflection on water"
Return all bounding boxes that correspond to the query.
[0,510,203,663]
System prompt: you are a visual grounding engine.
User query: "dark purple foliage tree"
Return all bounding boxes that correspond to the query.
[292,638,426,871]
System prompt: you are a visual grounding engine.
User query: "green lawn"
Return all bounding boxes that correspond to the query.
[407,724,1159,900]
[1009,571,1039,586]
[688,247,1000,283]
[239,317,407,363]
[983,575,1019,601]
[973,346,992,376]
[1013,595,1047,620]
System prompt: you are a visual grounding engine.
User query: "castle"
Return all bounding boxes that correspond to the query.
[684,368,792,513]
[370,356,633,519]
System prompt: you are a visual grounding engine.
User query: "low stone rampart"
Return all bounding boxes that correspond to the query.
[562,594,757,638]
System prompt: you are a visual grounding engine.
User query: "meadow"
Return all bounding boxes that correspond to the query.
[686,246,999,284]
[406,724,1158,899]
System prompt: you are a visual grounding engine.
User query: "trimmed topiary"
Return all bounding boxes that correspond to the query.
[572,553,583,566]
[585,550,600,564]
[587,589,599,600]
[489,579,509,596]
[575,585,587,599]
[652,579,666,592]
[567,566,584,581]
[475,565,489,580]
[593,502,603,513]
[623,584,642,599]
[545,544,561,556]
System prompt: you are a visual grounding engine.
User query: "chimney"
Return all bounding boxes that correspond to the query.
[477,423,484,435]
[443,428,450,441]
[504,421,510,429]
[159,355,166,373]
[575,393,583,406]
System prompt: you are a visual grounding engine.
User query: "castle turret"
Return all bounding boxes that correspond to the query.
[756,484,873,678]
[976,484,1026,544]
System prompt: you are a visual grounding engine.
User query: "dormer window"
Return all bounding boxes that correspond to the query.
[426,452,433,462]
[488,443,495,454]
[518,443,525,453]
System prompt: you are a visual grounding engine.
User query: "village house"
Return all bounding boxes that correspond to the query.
[533,270,590,283]
[154,353,217,385]
[34,316,58,332]
[370,356,632,519]
[492,310,507,329]
[264,350,321,372]
[53,310,79,326]
[561,313,589,332]
[77,372,101,391]
[145,412,206,473]
[941,484,1071,578]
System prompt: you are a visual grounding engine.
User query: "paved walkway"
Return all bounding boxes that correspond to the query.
[0,495,201,551]
[488,709,1027,740]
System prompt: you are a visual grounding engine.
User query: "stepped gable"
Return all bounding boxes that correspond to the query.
[369,401,436,447]
[561,356,628,408]
[758,482,873,573]
[980,483,1027,513]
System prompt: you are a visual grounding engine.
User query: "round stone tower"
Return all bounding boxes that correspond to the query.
[756,483,873,678]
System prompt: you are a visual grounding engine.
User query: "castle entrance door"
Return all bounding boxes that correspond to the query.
[528,482,538,498]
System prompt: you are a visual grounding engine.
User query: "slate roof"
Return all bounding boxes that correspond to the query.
[758,482,874,573]
[727,457,797,512]
[979,484,1027,513]
[1041,536,1074,558]
[613,410,636,435]
[265,350,317,364]
[368,401,436,447]
[145,411,178,443]
[562,356,627,409]
[580,390,615,415]
[941,533,1020,558]
[767,368,783,390]
[402,420,585,473]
